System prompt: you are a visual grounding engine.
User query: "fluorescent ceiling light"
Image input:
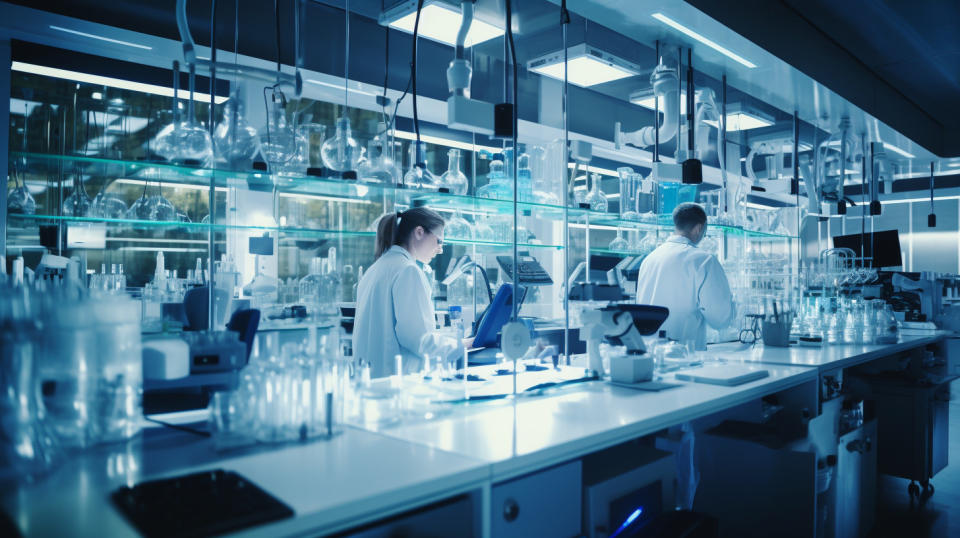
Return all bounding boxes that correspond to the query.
[948,162,960,168]
[306,79,378,96]
[528,44,641,87]
[881,195,958,205]
[114,178,229,193]
[881,143,915,159]
[12,61,229,104]
[630,91,688,115]
[566,162,619,177]
[383,2,503,47]
[49,25,152,50]
[703,111,773,131]
[742,201,781,210]
[393,130,501,154]
[568,222,621,231]
[651,13,757,69]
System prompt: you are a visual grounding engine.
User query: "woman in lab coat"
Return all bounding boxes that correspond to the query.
[353,207,464,377]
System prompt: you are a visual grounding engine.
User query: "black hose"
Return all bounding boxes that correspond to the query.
[412,0,424,157]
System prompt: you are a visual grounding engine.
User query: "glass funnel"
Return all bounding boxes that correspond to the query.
[320,116,361,173]
[440,148,469,195]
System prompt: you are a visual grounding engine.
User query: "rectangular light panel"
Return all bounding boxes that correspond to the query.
[883,144,915,159]
[12,61,229,104]
[49,25,153,50]
[703,111,773,131]
[529,54,638,87]
[387,3,503,47]
[651,13,757,69]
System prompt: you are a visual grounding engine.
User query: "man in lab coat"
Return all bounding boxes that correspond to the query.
[636,202,735,350]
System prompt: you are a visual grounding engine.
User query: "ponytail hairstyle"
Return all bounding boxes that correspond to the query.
[374,207,445,259]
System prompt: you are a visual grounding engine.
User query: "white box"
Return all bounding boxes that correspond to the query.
[610,355,654,383]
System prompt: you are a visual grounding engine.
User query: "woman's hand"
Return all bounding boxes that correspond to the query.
[462,337,476,350]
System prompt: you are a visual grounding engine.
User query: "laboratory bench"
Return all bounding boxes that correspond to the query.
[0,424,490,537]
[709,333,947,373]
[1,337,953,537]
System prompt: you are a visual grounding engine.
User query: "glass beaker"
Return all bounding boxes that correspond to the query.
[617,167,641,220]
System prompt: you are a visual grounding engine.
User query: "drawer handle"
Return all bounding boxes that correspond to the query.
[503,498,520,522]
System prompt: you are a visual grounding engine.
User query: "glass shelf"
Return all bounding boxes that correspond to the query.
[11,152,797,240]
[5,213,564,251]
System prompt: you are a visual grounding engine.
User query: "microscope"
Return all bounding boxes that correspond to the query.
[581,304,669,382]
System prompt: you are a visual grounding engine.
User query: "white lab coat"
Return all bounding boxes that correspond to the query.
[353,245,457,377]
[635,235,735,349]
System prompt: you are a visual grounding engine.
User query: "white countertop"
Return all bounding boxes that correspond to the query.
[1,427,489,537]
[707,333,946,371]
[363,363,817,482]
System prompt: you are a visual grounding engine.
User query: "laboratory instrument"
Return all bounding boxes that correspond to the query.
[580,304,669,375]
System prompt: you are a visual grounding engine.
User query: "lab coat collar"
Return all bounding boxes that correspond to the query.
[666,234,695,247]
[388,245,414,261]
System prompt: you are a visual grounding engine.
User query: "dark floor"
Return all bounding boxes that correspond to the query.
[868,382,960,538]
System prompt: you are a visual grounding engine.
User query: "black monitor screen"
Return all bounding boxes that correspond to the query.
[832,230,903,268]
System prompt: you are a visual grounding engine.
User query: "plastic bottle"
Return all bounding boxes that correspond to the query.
[449,306,464,341]
[652,330,669,371]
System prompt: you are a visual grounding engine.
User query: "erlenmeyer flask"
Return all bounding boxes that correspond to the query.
[7,159,36,215]
[258,88,297,173]
[402,141,439,190]
[358,130,400,184]
[320,116,361,173]
[473,221,494,242]
[153,61,182,162]
[148,187,177,221]
[62,169,92,217]
[172,63,214,166]
[608,229,629,251]
[440,148,469,195]
[213,90,260,170]
[446,210,472,240]
[298,122,327,170]
[89,181,128,219]
[585,173,608,212]
[126,182,151,220]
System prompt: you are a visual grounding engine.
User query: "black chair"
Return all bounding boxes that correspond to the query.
[182,287,230,331]
[227,308,260,363]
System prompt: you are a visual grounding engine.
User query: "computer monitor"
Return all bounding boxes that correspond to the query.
[832,230,903,268]
[472,284,527,348]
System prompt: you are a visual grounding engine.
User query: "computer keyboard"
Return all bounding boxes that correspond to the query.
[112,469,294,538]
[497,255,554,285]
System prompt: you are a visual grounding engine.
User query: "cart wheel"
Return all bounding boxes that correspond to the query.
[908,482,920,499]
[921,482,934,501]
